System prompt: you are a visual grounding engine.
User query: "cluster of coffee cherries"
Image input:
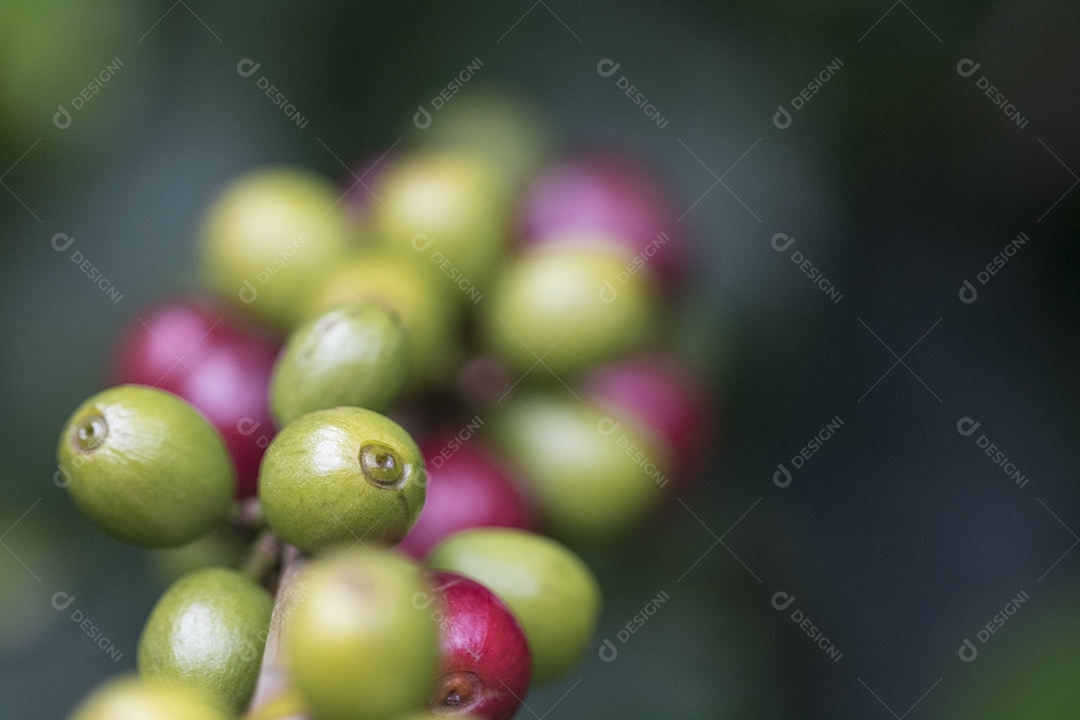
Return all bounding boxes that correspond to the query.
[58,96,709,720]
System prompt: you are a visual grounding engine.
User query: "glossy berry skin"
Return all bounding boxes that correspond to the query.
[138,567,273,714]
[112,296,279,498]
[429,529,601,685]
[397,437,534,560]
[518,151,681,285]
[270,302,409,426]
[285,547,438,720]
[582,352,709,481]
[259,407,426,552]
[310,252,462,387]
[490,392,666,539]
[426,571,531,720]
[57,385,234,548]
[199,167,350,331]
[68,675,231,720]
[482,245,656,376]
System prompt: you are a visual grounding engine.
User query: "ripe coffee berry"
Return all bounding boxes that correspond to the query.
[518,151,682,285]
[429,528,601,684]
[397,436,533,559]
[425,571,531,720]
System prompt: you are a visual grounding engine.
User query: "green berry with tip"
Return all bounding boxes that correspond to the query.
[56,385,234,548]
[259,407,426,552]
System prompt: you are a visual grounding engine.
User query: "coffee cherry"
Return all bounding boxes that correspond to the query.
[137,567,273,713]
[270,303,409,426]
[518,151,681,285]
[426,571,531,720]
[310,252,462,386]
[582,352,709,481]
[111,296,279,498]
[259,407,426,551]
[68,675,230,720]
[372,150,509,286]
[398,437,533,560]
[285,547,438,720]
[481,245,656,375]
[57,385,233,547]
[416,87,554,184]
[428,529,601,684]
[490,392,666,538]
[199,168,350,331]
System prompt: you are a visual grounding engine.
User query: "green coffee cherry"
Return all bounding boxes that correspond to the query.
[309,252,462,386]
[57,385,233,548]
[259,407,426,552]
[138,567,273,713]
[68,675,231,720]
[271,302,409,426]
[414,86,554,184]
[285,547,438,720]
[428,528,601,684]
[482,244,656,375]
[372,150,509,287]
[491,392,665,538]
[199,167,350,331]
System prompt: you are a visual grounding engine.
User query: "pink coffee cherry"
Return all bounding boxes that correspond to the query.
[517,150,682,285]
[582,352,711,483]
[112,296,280,498]
[397,436,534,559]
[426,570,531,720]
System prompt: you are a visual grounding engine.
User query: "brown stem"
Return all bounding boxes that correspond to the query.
[242,530,282,588]
[245,545,310,720]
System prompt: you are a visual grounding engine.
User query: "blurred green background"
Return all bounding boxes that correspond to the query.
[2,1,1079,718]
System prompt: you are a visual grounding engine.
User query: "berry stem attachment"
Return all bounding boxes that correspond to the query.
[242,530,283,588]
[231,497,267,531]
